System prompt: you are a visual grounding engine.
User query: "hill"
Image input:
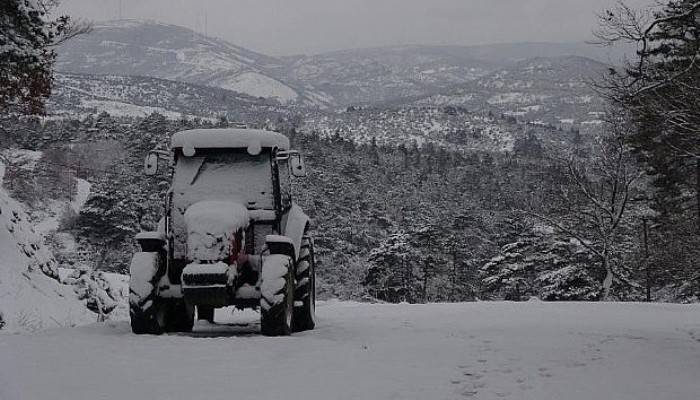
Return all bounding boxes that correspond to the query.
[55,20,332,107]
[48,73,288,122]
[409,56,609,129]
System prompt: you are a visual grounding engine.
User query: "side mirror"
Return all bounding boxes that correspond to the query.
[289,154,307,177]
[144,152,159,176]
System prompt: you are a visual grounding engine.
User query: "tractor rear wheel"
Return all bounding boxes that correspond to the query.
[260,255,294,336]
[293,236,316,332]
[129,252,165,335]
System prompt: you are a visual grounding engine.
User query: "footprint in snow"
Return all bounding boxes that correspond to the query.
[472,381,487,389]
[565,361,587,368]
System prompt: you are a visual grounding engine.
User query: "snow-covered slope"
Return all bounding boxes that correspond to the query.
[55,20,329,107]
[1,301,698,400]
[0,185,95,332]
[48,73,281,121]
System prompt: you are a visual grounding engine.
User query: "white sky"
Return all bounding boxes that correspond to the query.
[57,0,653,56]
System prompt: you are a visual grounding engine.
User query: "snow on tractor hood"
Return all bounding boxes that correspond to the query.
[183,201,250,262]
[171,129,290,153]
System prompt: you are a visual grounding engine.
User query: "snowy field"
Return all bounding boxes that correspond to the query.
[1,301,699,400]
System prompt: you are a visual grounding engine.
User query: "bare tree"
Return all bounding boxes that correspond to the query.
[528,111,643,299]
[593,0,700,230]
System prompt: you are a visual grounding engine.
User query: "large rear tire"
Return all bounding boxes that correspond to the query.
[129,252,165,335]
[293,236,316,332]
[260,255,294,336]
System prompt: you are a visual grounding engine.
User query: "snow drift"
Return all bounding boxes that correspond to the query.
[0,187,96,332]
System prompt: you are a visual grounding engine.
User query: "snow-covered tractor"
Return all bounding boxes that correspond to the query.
[129,128,316,336]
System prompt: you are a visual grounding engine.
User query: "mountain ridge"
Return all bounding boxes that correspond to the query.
[56,19,625,108]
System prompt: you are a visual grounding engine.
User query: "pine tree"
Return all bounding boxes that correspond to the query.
[0,0,73,114]
[365,232,416,302]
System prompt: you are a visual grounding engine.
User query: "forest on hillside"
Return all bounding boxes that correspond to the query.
[2,105,697,303]
[1,0,699,305]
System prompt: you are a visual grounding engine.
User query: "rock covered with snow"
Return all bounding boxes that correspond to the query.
[61,267,121,318]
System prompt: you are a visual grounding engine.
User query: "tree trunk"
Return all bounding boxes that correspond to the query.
[602,256,613,301]
[696,158,700,235]
[643,218,651,302]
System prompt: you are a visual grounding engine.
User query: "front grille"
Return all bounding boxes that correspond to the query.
[182,272,229,286]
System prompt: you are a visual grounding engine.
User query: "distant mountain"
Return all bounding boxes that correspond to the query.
[476,56,609,90]
[407,56,609,128]
[434,42,631,66]
[281,43,627,106]
[55,20,332,107]
[281,46,494,106]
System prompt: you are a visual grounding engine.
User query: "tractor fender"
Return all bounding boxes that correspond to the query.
[280,203,309,262]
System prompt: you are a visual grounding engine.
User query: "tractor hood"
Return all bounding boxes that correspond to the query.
[183,201,250,262]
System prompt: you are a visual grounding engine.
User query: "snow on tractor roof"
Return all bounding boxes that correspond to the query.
[171,129,290,151]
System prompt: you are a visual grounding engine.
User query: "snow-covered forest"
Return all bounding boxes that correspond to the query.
[1,0,699,399]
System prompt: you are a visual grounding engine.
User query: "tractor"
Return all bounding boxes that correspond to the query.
[129,128,316,336]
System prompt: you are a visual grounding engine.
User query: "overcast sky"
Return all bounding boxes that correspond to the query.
[57,0,653,56]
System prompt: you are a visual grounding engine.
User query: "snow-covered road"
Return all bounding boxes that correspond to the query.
[1,301,699,400]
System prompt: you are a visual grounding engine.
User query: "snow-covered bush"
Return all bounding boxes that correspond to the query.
[481,233,603,301]
[57,204,79,231]
[537,265,600,301]
[480,240,540,301]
